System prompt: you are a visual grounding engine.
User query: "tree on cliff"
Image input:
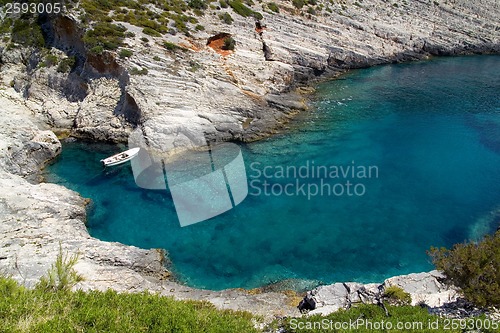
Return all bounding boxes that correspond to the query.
[428,230,500,307]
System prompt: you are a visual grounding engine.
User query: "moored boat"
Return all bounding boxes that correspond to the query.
[100,147,140,167]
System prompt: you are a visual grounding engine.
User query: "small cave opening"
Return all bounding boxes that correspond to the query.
[255,21,266,35]
[207,33,234,55]
[115,93,142,126]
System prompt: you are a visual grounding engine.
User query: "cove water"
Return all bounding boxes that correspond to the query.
[46,55,500,290]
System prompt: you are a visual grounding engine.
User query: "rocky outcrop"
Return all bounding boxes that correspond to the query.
[385,271,459,307]
[0,92,62,181]
[299,271,459,316]
[74,77,134,142]
[0,169,167,288]
[2,0,497,148]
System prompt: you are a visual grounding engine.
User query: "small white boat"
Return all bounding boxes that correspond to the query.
[100,147,140,167]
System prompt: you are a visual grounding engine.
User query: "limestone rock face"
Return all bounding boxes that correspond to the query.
[300,271,459,316]
[0,168,168,290]
[384,271,459,308]
[0,92,167,289]
[3,0,497,150]
[20,130,62,171]
[74,77,132,142]
[0,93,61,181]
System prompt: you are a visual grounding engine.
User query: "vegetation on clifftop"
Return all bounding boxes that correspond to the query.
[277,304,500,333]
[3,244,498,333]
[428,230,500,307]
[0,246,258,332]
[4,273,498,333]
[0,276,259,333]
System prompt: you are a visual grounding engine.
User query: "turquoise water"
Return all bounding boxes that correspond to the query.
[46,55,500,290]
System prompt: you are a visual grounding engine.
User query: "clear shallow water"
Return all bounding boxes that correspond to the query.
[46,55,500,290]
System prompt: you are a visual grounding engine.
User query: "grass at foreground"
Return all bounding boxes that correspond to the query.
[2,275,499,333]
[279,304,500,333]
[0,276,258,333]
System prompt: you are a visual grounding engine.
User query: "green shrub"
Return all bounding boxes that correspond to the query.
[229,0,262,18]
[142,27,162,37]
[163,41,179,50]
[220,0,229,7]
[222,36,236,50]
[171,14,190,34]
[137,17,168,34]
[153,55,161,61]
[428,230,500,307]
[292,0,305,8]
[57,56,76,73]
[140,36,149,42]
[119,48,133,58]
[130,67,148,75]
[188,60,202,72]
[43,54,59,68]
[230,0,253,17]
[36,245,84,292]
[188,0,207,9]
[192,8,204,15]
[307,6,316,14]
[0,276,258,332]
[163,41,188,52]
[383,285,411,305]
[219,12,234,24]
[83,22,126,51]
[80,0,201,38]
[90,45,104,54]
[0,17,13,34]
[195,24,205,31]
[12,18,45,47]
[267,2,279,12]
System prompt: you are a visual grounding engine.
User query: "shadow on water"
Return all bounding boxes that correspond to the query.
[85,165,125,185]
[465,114,500,155]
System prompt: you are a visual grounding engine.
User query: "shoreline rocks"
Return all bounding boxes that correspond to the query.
[299,271,460,316]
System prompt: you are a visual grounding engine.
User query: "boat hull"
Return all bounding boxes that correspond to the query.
[100,147,140,167]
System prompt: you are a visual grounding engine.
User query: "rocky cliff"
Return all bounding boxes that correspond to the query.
[0,0,499,319]
[2,0,499,149]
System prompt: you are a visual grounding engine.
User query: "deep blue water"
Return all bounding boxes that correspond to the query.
[46,55,500,290]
